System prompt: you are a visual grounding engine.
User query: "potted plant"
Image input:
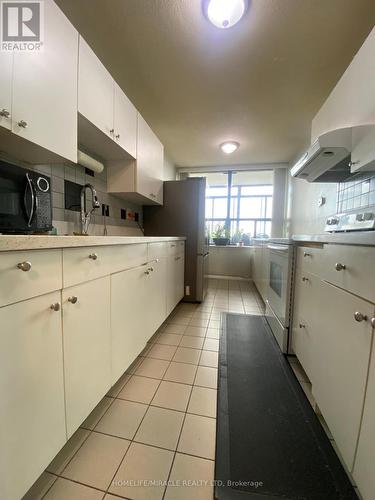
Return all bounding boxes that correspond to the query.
[212,224,230,246]
[232,228,244,245]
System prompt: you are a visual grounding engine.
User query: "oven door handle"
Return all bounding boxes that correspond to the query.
[24,173,36,227]
[267,244,289,252]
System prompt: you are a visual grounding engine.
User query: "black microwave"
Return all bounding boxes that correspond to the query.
[0,160,52,234]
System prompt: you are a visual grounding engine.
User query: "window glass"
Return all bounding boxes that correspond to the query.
[230,197,238,218]
[241,185,273,196]
[212,198,227,218]
[239,198,263,219]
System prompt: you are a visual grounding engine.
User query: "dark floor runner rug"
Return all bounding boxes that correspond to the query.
[215,313,357,500]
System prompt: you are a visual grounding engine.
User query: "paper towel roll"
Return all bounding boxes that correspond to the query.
[77,150,104,174]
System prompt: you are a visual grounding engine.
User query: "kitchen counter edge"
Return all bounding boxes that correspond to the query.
[0,235,186,252]
[292,232,375,246]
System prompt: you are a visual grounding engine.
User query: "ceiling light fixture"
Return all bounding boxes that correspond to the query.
[204,0,248,29]
[220,141,240,154]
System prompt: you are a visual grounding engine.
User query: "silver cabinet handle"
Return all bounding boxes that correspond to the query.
[303,251,311,257]
[50,303,60,312]
[371,317,375,328]
[89,253,98,260]
[354,312,367,323]
[175,256,181,261]
[115,133,120,139]
[171,244,176,248]
[147,267,154,272]
[144,270,150,275]
[302,276,309,282]
[0,109,11,118]
[18,120,28,128]
[109,129,114,134]
[68,296,78,304]
[335,262,346,271]
[17,261,32,272]
[299,323,306,329]
[149,193,156,198]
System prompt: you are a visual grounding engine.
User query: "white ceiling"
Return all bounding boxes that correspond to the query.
[56,0,375,167]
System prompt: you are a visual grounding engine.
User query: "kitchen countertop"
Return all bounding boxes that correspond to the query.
[0,235,186,252]
[292,232,375,246]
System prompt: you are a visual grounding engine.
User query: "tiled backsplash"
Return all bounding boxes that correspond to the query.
[337,174,375,213]
[0,154,143,236]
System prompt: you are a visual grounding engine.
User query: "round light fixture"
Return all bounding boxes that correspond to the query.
[204,0,248,29]
[220,141,240,154]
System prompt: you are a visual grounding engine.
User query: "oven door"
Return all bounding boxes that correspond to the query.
[266,244,292,327]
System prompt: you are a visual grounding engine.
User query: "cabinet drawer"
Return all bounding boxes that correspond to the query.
[110,244,148,274]
[148,242,167,261]
[0,249,62,307]
[296,246,324,277]
[167,240,185,256]
[63,246,112,287]
[321,245,375,303]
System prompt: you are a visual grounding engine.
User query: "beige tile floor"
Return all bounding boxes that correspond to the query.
[23,278,262,500]
[26,277,353,499]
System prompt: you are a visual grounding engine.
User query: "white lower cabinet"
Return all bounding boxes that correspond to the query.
[0,291,66,500]
[111,264,149,384]
[310,281,374,470]
[147,257,167,333]
[167,254,184,315]
[353,339,375,499]
[62,276,111,438]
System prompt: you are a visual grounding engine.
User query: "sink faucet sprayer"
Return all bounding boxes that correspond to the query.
[80,183,100,234]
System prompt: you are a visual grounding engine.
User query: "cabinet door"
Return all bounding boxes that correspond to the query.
[114,82,137,158]
[312,281,374,470]
[78,36,114,139]
[0,52,12,130]
[166,255,177,315]
[291,269,320,382]
[175,254,185,304]
[111,264,149,384]
[351,124,375,173]
[0,292,66,500]
[12,0,78,162]
[62,277,111,437]
[137,113,164,204]
[146,258,167,334]
[353,313,375,499]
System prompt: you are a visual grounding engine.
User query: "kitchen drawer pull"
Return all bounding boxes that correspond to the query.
[303,251,311,257]
[89,253,98,260]
[301,276,309,282]
[299,323,306,329]
[175,256,181,261]
[148,267,154,272]
[371,317,375,328]
[170,244,176,248]
[144,270,150,275]
[115,133,120,139]
[17,261,32,272]
[50,302,60,312]
[18,120,28,128]
[0,108,11,118]
[354,312,367,323]
[68,296,78,304]
[335,262,346,271]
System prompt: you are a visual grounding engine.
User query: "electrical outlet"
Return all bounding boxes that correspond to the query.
[185,285,190,296]
[126,209,136,221]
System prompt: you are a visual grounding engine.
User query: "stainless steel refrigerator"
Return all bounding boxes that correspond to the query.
[143,178,209,302]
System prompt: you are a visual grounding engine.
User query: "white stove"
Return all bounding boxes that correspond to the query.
[325,210,375,232]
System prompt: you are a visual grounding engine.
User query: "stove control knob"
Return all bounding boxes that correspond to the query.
[364,212,374,221]
[356,213,364,221]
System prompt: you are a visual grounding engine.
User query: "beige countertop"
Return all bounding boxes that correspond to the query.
[0,235,186,252]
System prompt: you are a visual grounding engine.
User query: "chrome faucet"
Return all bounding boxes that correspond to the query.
[80,183,100,235]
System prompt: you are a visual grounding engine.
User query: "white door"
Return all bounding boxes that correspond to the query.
[114,82,137,158]
[78,36,114,139]
[111,264,149,384]
[0,292,66,500]
[0,52,13,130]
[146,258,167,335]
[137,113,164,204]
[353,310,375,499]
[62,276,111,437]
[12,0,78,162]
[312,281,374,470]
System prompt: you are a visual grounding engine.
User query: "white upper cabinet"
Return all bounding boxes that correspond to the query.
[12,0,78,162]
[78,36,114,140]
[0,52,13,131]
[114,81,137,158]
[137,113,164,204]
[350,125,375,173]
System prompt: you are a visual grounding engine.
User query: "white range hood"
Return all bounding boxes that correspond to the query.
[291,127,353,183]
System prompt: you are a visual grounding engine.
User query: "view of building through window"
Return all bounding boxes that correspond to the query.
[189,170,274,245]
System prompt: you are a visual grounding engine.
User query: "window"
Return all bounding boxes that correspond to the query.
[189,170,273,245]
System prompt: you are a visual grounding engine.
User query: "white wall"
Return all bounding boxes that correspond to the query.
[208,246,252,279]
[291,27,375,236]
[164,154,176,181]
